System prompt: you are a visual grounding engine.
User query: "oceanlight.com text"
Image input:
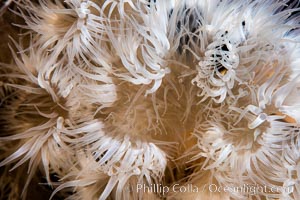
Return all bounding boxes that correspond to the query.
[135,183,293,196]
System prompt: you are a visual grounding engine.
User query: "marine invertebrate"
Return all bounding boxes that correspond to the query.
[1,0,300,200]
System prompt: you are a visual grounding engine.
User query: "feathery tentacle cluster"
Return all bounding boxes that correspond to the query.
[1,0,300,200]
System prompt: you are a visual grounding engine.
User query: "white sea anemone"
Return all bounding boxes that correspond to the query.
[187,83,300,199]
[1,0,300,199]
[50,130,167,200]
[18,0,114,69]
[168,0,300,105]
[102,0,172,94]
[0,43,109,197]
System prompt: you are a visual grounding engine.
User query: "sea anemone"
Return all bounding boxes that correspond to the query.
[1,0,300,200]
